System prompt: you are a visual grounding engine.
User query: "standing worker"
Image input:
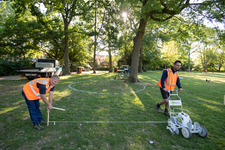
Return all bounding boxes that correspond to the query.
[156,60,183,117]
[22,75,60,130]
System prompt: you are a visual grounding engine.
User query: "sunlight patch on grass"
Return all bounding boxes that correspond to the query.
[131,96,146,111]
[53,91,71,99]
[196,97,223,105]
[202,104,222,112]
[60,76,73,80]
[12,100,24,106]
[0,106,21,115]
[102,89,107,92]
[180,73,225,83]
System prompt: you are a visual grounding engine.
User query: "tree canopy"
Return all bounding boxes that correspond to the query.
[0,0,224,77]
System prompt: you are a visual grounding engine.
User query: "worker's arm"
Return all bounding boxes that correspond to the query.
[37,83,53,111]
[48,91,53,105]
[40,94,53,110]
[176,77,183,91]
[161,70,168,91]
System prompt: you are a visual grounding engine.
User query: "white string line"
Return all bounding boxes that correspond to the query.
[48,121,168,124]
[68,80,146,94]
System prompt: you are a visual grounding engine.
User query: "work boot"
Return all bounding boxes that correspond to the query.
[164,110,170,117]
[34,123,44,130]
[40,119,47,124]
[155,104,161,113]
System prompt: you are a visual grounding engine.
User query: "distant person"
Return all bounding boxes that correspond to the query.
[22,75,60,130]
[155,60,183,117]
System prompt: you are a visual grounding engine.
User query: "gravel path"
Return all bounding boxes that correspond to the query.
[0,75,21,80]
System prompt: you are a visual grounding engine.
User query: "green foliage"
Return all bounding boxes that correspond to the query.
[141,22,162,67]
[0,58,34,76]
[207,63,217,72]
[0,2,44,59]
[69,29,92,65]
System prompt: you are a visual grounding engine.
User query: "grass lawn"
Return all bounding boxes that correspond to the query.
[0,71,224,150]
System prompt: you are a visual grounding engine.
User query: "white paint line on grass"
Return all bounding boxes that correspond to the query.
[48,120,167,125]
[68,80,146,94]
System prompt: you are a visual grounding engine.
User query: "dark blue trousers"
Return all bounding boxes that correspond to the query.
[22,90,44,126]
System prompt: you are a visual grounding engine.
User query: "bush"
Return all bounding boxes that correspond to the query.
[0,59,34,76]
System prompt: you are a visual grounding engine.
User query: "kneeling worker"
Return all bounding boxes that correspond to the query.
[22,75,60,130]
[156,60,183,117]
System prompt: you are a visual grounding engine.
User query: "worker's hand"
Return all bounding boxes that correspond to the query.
[163,88,168,91]
[47,104,53,113]
[48,104,53,110]
[178,88,183,91]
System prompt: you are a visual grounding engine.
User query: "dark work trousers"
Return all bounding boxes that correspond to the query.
[22,90,44,126]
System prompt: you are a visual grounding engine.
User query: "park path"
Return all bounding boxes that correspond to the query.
[0,70,109,81]
[0,75,21,80]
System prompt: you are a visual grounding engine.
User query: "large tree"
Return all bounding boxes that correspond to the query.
[117,0,224,82]
[12,0,94,75]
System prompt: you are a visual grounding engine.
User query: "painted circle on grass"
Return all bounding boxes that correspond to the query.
[68,80,146,94]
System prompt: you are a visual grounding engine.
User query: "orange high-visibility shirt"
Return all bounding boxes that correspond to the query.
[23,78,53,100]
[158,68,179,91]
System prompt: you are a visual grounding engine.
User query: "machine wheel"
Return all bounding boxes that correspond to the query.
[198,126,208,138]
[175,127,179,135]
[182,127,192,139]
[27,77,34,80]
[170,129,175,135]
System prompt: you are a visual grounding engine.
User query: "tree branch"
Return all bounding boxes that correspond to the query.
[146,0,190,22]
[30,4,63,52]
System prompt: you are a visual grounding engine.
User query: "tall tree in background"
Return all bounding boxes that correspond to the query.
[141,22,162,72]
[0,15,43,59]
[216,46,225,71]
[101,2,119,72]
[12,0,94,75]
[117,0,224,82]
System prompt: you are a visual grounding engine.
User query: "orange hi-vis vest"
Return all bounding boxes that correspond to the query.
[158,68,179,91]
[23,78,53,100]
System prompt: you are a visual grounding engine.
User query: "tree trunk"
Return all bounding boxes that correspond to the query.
[138,56,143,73]
[124,35,127,65]
[205,62,207,72]
[128,18,147,82]
[124,47,127,65]
[109,47,112,72]
[93,0,97,73]
[188,50,191,72]
[63,22,70,75]
[138,48,143,73]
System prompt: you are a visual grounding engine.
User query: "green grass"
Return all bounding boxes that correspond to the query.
[0,71,225,149]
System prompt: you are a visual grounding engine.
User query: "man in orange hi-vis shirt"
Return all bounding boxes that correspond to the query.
[156,60,183,117]
[22,75,60,130]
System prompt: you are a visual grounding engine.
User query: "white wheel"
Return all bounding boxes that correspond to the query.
[198,126,208,138]
[182,127,192,139]
[175,127,179,135]
[171,129,175,135]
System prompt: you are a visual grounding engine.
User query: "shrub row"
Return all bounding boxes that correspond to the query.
[0,59,34,76]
